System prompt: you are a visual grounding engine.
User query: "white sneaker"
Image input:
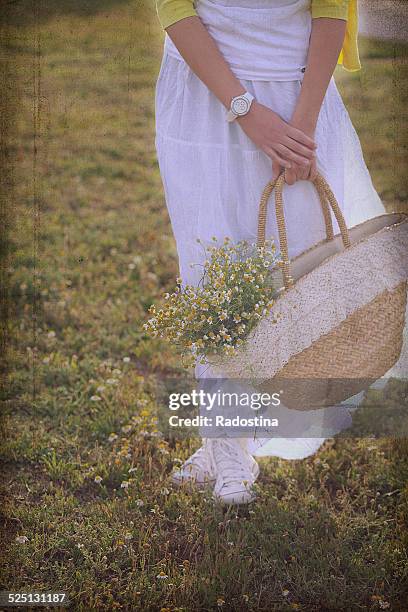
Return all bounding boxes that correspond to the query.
[171,440,215,488]
[208,438,260,506]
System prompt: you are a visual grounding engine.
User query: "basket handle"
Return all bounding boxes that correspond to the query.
[257,171,351,289]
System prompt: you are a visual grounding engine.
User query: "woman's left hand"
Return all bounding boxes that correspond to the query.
[285,155,318,184]
[272,156,318,184]
[272,119,318,184]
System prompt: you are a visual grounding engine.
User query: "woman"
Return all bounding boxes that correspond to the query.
[154,0,386,505]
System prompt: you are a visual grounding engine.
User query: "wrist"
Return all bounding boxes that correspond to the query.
[226,90,256,123]
[290,107,319,135]
[236,99,261,124]
[290,115,317,136]
[222,85,247,110]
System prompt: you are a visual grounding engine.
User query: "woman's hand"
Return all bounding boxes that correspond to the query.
[272,156,318,184]
[272,118,318,184]
[238,101,317,170]
[164,17,317,170]
[273,16,347,185]
[165,15,344,185]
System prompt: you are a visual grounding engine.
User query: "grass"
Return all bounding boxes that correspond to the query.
[1,2,408,610]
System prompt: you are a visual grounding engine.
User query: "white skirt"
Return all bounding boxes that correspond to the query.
[154,0,388,459]
[155,66,386,288]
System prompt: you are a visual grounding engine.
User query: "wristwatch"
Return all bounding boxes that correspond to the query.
[226,91,255,122]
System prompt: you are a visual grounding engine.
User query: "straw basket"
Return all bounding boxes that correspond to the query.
[212,172,408,409]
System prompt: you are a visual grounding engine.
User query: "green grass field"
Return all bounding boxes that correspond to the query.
[1,1,408,610]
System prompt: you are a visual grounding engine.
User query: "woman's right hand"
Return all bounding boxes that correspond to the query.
[237,100,317,169]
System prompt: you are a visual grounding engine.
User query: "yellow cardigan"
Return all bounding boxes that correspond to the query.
[156,0,361,71]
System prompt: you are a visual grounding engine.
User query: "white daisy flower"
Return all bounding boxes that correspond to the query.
[15,535,28,544]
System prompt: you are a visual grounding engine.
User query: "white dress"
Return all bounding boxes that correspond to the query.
[154,0,388,459]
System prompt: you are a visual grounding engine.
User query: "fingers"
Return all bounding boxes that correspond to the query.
[283,135,317,160]
[299,158,317,182]
[262,145,319,184]
[285,160,312,184]
[262,146,292,169]
[284,150,319,184]
[284,167,297,185]
[275,143,314,166]
[269,156,318,187]
[298,163,311,181]
[287,125,317,150]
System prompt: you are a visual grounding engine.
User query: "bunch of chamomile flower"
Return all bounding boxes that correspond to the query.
[144,237,280,365]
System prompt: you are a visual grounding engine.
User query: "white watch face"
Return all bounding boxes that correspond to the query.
[231,96,250,116]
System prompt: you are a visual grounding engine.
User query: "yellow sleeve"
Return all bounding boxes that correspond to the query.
[311,0,361,72]
[156,0,197,30]
[311,0,349,20]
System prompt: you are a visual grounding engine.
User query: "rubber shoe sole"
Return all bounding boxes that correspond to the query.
[213,487,257,506]
[171,456,260,490]
[171,472,216,489]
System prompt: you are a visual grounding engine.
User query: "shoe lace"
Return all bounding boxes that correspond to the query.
[208,439,253,488]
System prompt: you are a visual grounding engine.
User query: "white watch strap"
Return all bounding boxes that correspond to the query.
[226,91,254,122]
[226,108,238,122]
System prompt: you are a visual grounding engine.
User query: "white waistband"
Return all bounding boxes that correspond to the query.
[163,0,311,81]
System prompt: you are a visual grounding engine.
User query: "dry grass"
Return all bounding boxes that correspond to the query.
[1,2,407,609]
